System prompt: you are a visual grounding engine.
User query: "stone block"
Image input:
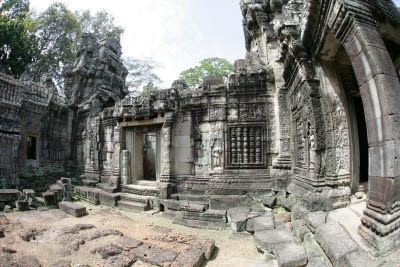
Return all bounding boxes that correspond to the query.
[246,212,274,233]
[303,233,332,267]
[171,248,204,267]
[59,202,87,217]
[315,222,357,266]
[210,195,253,210]
[174,162,193,175]
[99,191,120,207]
[293,219,311,241]
[0,189,20,202]
[273,243,308,267]
[254,228,296,253]
[261,196,276,208]
[343,249,373,267]
[129,243,178,266]
[291,203,310,221]
[368,140,400,178]
[227,207,251,232]
[42,191,57,206]
[15,200,30,211]
[23,189,35,199]
[275,211,291,224]
[306,211,326,233]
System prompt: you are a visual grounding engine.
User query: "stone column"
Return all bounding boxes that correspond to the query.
[158,118,174,199]
[121,150,130,185]
[273,87,292,169]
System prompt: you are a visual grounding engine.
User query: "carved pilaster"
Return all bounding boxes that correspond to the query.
[273,87,292,169]
[158,118,174,198]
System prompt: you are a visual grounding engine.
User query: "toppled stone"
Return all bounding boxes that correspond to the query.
[275,211,291,224]
[315,222,357,266]
[171,247,204,267]
[15,200,30,211]
[227,207,251,232]
[43,191,57,206]
[305,211,326,232]
[91,244,123,259]
[303,233,332,267]
[59,201,86,217]
[254,228,296,253]
[246,212,274,233]
[252,204,267,213]
[51,260,71,267]
[343,249,373,267]
[129,243,178,266]
[112,236,143,251]
[293,220,311,241]
[355,192,363,199]
[105,252,137,267]
[261,196,277,208]
[291,204,310,221]
[280,195,297,211]
[273,243,308,267]
[4,205,12,212]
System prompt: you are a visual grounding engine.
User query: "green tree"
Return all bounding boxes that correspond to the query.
[0,0,36,76]
[29,2,81,87]
[123,57,162,95]
[75,9,124,40]
[179,57,233,89]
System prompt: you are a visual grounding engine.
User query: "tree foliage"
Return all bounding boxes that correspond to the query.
[0,0,36,76]
[179,57,233,89]
[123,57,162,95]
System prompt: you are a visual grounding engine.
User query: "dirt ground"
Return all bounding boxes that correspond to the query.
[0,202,261,266]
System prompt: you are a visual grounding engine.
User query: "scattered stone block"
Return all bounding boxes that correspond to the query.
[0,189,20,202]
[112,236,143,251]
[4,205,12,212]
[315,222,357,266]
[275,211,291,224]
[252,204,267,213]
[343,249,373,267]
[15,200,30,211]
[355,192,363,199]
[291,203,310,221]
[227,207,251,232]
[306,211,326,232]
[105,252,137,267]
[261,196,277,208]
[129,243,178,266]
[280,195,297,211]
[23,189,35,200]
[303,233,332,267]
[254,228,296,253]
[91,244,123,259]
[43,191,57,206]
[59,201,87,217]
[293,219,311,241]
[171,248,204,267]
[246,212,274,233]
[273,243,308,267]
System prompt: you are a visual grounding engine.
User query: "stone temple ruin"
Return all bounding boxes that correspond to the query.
[1,0,400,265]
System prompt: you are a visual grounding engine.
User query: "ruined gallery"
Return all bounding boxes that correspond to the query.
[1,0,400,266]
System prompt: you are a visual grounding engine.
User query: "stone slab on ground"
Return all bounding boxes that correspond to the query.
[59,201,87,217]
[254,228,296,253]
[0,189,20,202]
[272,243,308,267]
[305,211,326,232]
[171,247,204,267]
[315,222,358,266]
[15,200,30,211]
[343,249,374,267]
[129,242,178,266]
[227,206,251,232]
[105,252,137,267]
[303,233,332,267]
[112,236,143,251]
[293,219,311,241]
[246,212,274,233]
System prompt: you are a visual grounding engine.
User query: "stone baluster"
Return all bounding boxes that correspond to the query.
[255,127,261,163]
[237,127,242,164]
[243,127,248,163]
[249,127,255,163]
[231,128,237,164]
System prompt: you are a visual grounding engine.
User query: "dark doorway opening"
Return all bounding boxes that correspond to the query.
[143,133,157,181]
[27,136,37,160]
[353,97,369,184]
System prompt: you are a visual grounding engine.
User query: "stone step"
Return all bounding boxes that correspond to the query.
[171,193,210,205]
[117,200,150,212]
[122,184,159,196]
[136,180,157,187]
[117,193,153,203]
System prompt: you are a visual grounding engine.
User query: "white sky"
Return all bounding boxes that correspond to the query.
[29,0,246,89]
[29,0,400,88]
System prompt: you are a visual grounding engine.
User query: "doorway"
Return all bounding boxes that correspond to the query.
[143,133,157,181]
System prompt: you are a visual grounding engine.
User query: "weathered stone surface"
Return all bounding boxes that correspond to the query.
[291,204,310,221]
[15,200,30,211]
[246,212,274,233]
[91,244,123,259]
[0,189,20,202]
[59,202,87,217]
[171,248,204,267]
[293,219,311,241]
[275,211,291,224]
[210,195,254,210]
[254,228,296,253]
[303,233,332,267]
[315,223,357,266]
[306,211,326,232]
[273,243,308,267]
[112,236,143,251]
[51,260,71,267]
[261,196,277,208]
[343,249,373,267]
[129,243,178,266]
[227,207,251,232]
[105,252,137,267]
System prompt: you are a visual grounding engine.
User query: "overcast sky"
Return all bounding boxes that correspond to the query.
[30,0,400,88]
